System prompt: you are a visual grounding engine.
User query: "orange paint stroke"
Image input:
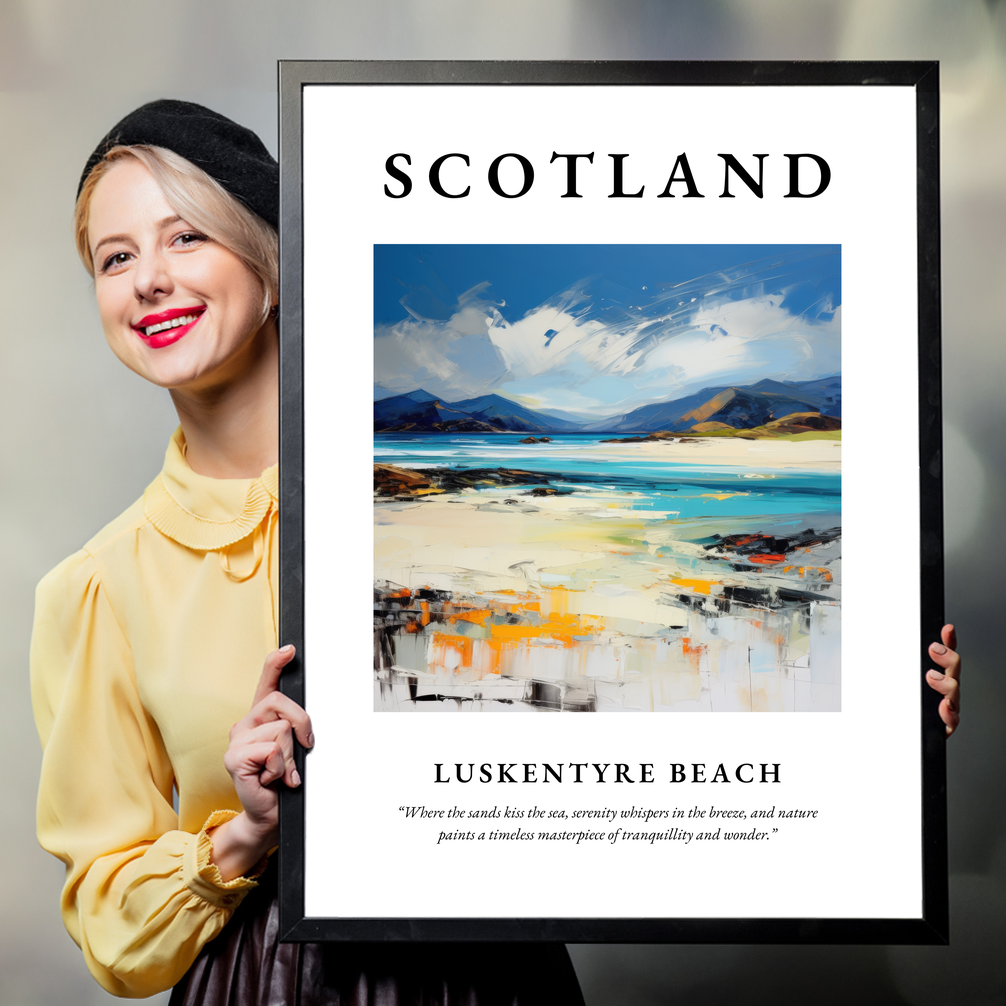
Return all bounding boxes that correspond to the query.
[680,636,707,670]
[670,576,718,596]
[782,564,832,581]
[448,608,491,627]
[801,566,833,582]
[489,623,578,647]
[487,609,606,650]
[428,632,474,668]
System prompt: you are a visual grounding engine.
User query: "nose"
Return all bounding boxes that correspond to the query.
[133,247,173,303]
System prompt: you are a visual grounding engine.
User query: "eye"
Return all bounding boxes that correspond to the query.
[100,251,132,274]
[172,230,208,249]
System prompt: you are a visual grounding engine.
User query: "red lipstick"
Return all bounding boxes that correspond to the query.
[132,306,206,349]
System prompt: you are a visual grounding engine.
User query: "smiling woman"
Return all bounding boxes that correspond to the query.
[85,159,272,392]
[30,100,585,1004]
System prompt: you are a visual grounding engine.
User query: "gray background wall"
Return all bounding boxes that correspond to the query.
[1,2,1003,1003]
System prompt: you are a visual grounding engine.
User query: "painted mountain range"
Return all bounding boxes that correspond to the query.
[374,377,841,434]
[586,376,842,433]
[374,390,584,433]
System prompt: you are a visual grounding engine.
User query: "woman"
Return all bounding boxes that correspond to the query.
[31,100,586,1003]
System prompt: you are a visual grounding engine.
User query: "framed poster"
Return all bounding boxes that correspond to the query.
[277,61,946,943]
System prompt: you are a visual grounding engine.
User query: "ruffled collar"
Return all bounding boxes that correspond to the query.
[143,428,278,551]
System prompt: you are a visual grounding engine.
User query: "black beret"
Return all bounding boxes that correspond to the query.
[78,99,278,228]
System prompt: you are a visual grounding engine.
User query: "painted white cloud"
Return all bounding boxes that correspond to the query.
[374,305,511,399]
[375,275,840,417]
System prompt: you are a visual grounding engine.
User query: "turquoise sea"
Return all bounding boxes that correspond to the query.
[374,432,840,524]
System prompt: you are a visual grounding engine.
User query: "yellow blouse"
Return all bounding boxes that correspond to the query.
[31,428,279,998]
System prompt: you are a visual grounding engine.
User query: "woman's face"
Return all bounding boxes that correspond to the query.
[87,158,270,392]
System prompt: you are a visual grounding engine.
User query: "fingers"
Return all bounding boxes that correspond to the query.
[926,666,961,737]
[244,644,314,750]
[928,635,961,682]
[252,644,297,707]
[233,689,314,750]
[941,623,958,653]
[939,697,961,737]
[225,739,289,788]
[252,740,288,788]
[925,667,959,706]
[927,626,961,737]
[225,645,313,803]
[227,720,301,788]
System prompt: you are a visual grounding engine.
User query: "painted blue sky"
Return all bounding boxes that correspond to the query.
[374,244,841,420]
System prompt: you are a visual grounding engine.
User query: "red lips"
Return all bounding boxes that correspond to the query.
[132,306,206,349]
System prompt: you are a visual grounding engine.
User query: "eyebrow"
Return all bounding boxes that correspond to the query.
[91,215,185,258]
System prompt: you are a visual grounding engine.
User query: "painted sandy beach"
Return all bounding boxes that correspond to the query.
[374,435,841,712]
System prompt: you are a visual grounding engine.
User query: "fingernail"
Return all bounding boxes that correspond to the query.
[280,644,295,654]
[306,732,315,748]
[292,768,301,787]
[927,669,944,679]
[931,643,947,655]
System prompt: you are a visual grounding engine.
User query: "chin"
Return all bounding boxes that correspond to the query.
[163,362,229,391]
[122,352,218,391]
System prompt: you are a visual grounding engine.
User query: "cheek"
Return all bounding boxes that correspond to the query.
[94,285,133,345]
[194,252,266,330]
[221,267,268,334]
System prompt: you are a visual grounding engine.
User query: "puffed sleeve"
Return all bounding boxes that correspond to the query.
[31,549,262,998]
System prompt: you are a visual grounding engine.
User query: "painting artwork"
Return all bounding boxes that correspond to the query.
[373,244,841,713]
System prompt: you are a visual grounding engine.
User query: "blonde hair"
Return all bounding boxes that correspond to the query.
[75,145,278,322]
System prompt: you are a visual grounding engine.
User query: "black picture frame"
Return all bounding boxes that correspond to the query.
[277,60,945,944]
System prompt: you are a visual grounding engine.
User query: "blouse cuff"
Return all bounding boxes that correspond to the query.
[183,810,269,909]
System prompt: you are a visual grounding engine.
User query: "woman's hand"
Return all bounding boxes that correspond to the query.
[926,624,961,738]
[209,645,314,881]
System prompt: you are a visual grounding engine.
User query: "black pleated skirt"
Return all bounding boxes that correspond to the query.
[169,869,585,1006]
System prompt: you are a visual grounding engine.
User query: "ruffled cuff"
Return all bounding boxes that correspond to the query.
[182,810,269,910]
